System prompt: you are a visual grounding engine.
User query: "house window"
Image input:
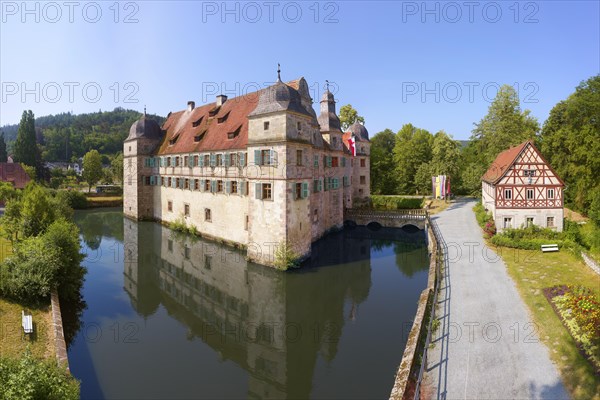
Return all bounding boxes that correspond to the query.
[522,169,536,177]
[230,153,237,167]
[217,180,224,192]
[168,240,173,252]
[194,179,200,190]
[203,180,210,191]
[216,154,223,166]
[255,183,272,200]
[184,246,190,260]
[526,217,534,227]
[504,189,512,200]
[297,121,301,131]
[360,176,366,185]
[331,157,339,167]
[261,150,271,166]
[360,158,366,167]
[184,156,188,167]
[547,189,555,199]
[296,150,302,166]
[503,217,512,229]
[203,155,210,166]
[205,208,212,222]
[547,216,555,227]
[168,201,173,212]
[204,255,212,270]
[314,155,319,167]
[194,155,199,166]
[184,179,189,190]
[526,189,534,200]
[264,121,270,130]
[295,183,302,199]
[245,215,249,231]
[184,204,190,217]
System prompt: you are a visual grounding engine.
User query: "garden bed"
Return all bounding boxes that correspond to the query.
[543,285,600,374]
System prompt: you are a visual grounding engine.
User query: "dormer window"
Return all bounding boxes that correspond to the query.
[264,121,270,130]
[192,116,204,127]
[227,125,241,140]
[217,111,230,124]
[209,106,220,117]
[168,134,179,146]
[194,130,207,142]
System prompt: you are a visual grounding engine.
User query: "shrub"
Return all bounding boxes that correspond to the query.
[473,202,493,230]
[0,351,79,400]
[55,190,88,210]
[370,195,424,210]
[273,241,299,271]
[0,236,62,300]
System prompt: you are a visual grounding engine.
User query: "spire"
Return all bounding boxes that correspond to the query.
[144,105,147,116]
[277,63,281,82]
[325,80,330,92]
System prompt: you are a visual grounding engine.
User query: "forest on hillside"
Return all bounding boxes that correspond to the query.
[369,75,599,220]
[0,108,164,161]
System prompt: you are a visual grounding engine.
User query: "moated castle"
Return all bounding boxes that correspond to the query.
[124,76,371,266]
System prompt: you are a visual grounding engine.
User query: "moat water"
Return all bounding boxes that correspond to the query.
[67,209,429,399]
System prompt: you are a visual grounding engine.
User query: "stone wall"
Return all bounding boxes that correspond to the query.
[494,207,564,232]
[50,290,69,370]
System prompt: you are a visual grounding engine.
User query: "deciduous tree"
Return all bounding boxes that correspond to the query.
[339,104,365,131]
[82,150,103,192]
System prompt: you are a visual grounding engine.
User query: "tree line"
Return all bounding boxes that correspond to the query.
[369,75,599,219]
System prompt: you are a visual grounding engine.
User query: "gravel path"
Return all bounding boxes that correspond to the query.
[425,199,569,400]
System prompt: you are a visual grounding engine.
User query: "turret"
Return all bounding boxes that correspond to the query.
[123,111,163,220]
[317,88,344,151]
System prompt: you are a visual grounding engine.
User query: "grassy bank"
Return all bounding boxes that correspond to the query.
[501,249,600,400]
[85,195,123,208]
[0,297,54,360]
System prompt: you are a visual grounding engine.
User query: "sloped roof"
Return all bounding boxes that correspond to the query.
[157,79,314,155]
[481,141,529,184]
[0,162,31,189]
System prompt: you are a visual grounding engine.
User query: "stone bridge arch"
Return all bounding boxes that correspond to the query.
[344,209,427,230]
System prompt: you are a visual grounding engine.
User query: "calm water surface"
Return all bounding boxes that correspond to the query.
[68,209,429,399]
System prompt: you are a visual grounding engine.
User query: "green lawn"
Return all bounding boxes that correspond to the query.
[0,232,55,361]
[500,247,600,400]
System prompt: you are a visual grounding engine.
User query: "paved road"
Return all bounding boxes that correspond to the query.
[425,199,569,400]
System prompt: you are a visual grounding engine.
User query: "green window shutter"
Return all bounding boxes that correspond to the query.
[254,150,261,166]
[226,181,231,194]
[324,178,329,191]
[342,157,346,167]
[240,152,246,167]
[210,154,216,167]
[323,155,327,167]
[255,183,262,199]
[318,179,322,192]
[314,155,319,167]
[224,153,230,167]
[210,180,216,193]
[239,181,244,196]
[188,154,193,168]
[270,149,277,166]
[302,182,309,198]
[327,156,332,168]
[313,179,318,192]
[199,155,204,167]
[149,176,154,185]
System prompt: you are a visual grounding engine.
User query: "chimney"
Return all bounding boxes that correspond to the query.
[187,101,195,111]
[216,94,228,107]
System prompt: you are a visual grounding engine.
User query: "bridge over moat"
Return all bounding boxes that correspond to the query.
[344,209,428,230]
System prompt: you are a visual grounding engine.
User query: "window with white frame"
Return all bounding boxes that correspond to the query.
[547,189,555,199]
[526,188,534,200]
[504,188,512,200]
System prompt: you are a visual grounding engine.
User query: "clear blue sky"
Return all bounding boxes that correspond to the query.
[1,1,598,139]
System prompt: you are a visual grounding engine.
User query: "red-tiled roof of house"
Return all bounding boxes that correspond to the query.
[0,162,31,189]
[157,91,261,155]
[481,141,530,184]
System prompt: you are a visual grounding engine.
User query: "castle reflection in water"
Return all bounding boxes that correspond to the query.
[120,217,427,398]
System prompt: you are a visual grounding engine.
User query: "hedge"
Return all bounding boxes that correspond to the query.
[370,196,424,210]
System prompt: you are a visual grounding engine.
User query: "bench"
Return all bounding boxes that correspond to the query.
[541,244,559,253]
[22,310,33,335]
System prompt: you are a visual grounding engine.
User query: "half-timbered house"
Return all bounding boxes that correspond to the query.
[481,140,564,232]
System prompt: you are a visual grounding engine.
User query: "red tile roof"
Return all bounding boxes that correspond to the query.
[0,162,31,189]
[481,141,530,184]
[158,91,260,155]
